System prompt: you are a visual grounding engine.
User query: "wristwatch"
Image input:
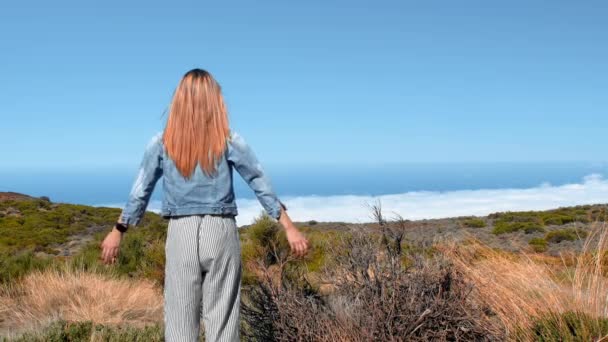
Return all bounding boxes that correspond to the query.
[114,222,128,233]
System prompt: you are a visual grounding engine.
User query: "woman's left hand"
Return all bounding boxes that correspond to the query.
[100,227,123,264]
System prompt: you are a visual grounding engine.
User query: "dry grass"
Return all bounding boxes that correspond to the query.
[443,222,608,340]
[0,263,163,337]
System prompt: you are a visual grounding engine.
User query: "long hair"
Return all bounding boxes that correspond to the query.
[163,69,230,178]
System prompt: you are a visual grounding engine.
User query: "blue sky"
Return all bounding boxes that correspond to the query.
[1,0,607,172]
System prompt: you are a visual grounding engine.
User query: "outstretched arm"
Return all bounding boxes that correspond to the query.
[228,132,309,256]
[277,206,309,257]
[118,133,164,227]
[101,133,163,264]
[227,132,285,220]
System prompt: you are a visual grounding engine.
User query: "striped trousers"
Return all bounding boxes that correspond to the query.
[164,214,242,342]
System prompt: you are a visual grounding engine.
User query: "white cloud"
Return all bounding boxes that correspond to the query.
[99,174,608,226]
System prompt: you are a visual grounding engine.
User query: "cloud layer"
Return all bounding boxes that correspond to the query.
[102,174,608,226]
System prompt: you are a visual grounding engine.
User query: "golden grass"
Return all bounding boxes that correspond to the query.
[0,264,163,335]
[443,222,608,338]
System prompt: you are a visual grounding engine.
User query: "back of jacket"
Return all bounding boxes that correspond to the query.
[119,131,284,226]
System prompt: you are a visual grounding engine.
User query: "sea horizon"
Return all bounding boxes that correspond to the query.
[2,161,608,225]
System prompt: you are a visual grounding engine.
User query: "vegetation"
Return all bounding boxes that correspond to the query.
[492,220,545,235]
[516,311,608,342]
[0,199,115,254]
[488,205,608,236]
[4,320,166,342]
[460,217,487,228]
[529,237,548,253]
[240,207,502,341]
[239,213,342,287]
[489,205,607,235]
[0,198,168,284]
[0,251,53,284]
[545,228,588,244]
[446,222,608,342]
[2,195,608,340]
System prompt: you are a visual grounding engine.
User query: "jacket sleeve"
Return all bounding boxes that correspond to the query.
[119,133,164,226]
[227,131,286,220]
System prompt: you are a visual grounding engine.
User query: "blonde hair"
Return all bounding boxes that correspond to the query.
[163,69,230,178]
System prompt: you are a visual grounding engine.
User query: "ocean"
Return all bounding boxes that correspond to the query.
[2,162,608,225]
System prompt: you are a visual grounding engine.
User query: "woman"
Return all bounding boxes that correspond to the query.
[99,68,310,342]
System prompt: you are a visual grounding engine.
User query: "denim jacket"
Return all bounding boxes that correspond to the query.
[119,131,285,226]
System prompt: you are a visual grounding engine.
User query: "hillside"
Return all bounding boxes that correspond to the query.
[238,204,608,256]
[1,192,606,262]
[1,192,607,340]
[0,192,40,202]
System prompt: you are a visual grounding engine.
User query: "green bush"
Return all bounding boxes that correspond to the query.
[0,200,121,257]
[0,251,53,283]
[490,210,548,235]
[590,207,608,222]
[461,218,486,228]
[66,215,168,285]
[239,213,285,285]
[9,319,168,342]
[65,245,112,274]
[545,228,588,244]
[0,200,172,285]
[492,221,545,235]
[116,234,148,275]
[247,214,280,246]
[489,205,604,227]
[242,213,284,264]
[283,228,343,280]
[528,238,548,253]
[239,214,338,287]
[543,214,572,226]
[516,311,608,341]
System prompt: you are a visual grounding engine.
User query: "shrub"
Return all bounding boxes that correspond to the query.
[489,205,607,227]
[141,239,166,286]
[0,199,168,269]
[239,214,338,289]
[492,221,545,235]
[490,210,547,235]
[0,200,111,257]
[246,214,282,249]
[517,311,608,341]
[590,207,608,222]
[543,215,572,226]
[10,319,166,341]
[298,230,340,272]
[60,209,168,284]
[0,251,53,283]
[461,217,486,228]
[241,208,503,341]
[241,213,285,264]
[239,213,290,286]
[528,238,548,253]
[66,244,108,274]
[545,228,588,244]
